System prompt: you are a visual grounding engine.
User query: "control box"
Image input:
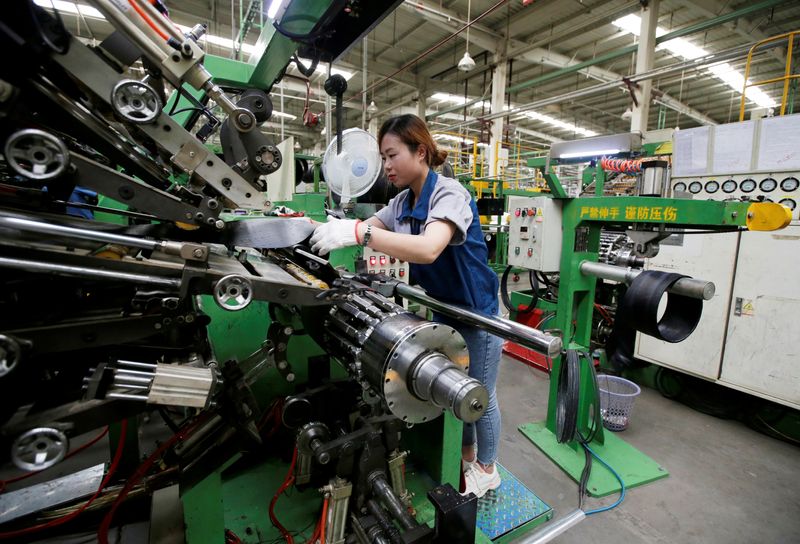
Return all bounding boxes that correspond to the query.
[507,196,562,272]
[361,247,409,282]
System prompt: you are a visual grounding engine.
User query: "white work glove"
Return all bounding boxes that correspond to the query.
[310,217,359,254]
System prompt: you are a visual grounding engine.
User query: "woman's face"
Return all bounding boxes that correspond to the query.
[380,133,426,189]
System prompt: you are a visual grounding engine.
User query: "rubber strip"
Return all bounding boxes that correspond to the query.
[619,270,702,343]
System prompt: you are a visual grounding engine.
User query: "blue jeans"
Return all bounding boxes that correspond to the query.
[434,314,503,466]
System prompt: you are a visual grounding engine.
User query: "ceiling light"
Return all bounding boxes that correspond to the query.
[367,100,378,114]
[559,149,622,159]
[457,0,476,73]
[612,14,776,109]
[458,51,476,72]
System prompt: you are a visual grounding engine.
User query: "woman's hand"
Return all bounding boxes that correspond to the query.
[309,217,360,254]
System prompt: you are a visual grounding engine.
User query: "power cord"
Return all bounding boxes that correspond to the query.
[555,349,626,514]
[500,265,538,314]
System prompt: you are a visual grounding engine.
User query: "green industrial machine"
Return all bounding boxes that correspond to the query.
[502,138,792,498]
[0,2,557,544]
[172,7,555,544]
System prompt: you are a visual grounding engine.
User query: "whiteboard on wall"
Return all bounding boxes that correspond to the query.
[712,121,756,173]
[757,114,800,171]
[673,126,709,176]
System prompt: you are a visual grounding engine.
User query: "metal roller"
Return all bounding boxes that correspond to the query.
[394,283,563,357]
[305,292,488,424]
[580,260,715,300]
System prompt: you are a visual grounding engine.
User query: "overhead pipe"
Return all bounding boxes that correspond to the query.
[428,0,787,122]
[506,0,791,95]
[440,38,785,131]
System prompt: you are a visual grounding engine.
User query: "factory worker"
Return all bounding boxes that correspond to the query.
[310,114,503,498]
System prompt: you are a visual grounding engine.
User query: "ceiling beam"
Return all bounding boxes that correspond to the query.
[393,0,717,128]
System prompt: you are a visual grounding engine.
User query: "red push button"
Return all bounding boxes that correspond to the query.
[527,248,533,257]
[369,256,377,266]
[379,255,387,265]
[399,269,405,277]
[514,208,521,217]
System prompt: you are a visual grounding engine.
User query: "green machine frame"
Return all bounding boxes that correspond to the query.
[176,20,552,542]
[516,158,786,497]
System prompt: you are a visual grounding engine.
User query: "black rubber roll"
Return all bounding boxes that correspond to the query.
[619,271,702,343]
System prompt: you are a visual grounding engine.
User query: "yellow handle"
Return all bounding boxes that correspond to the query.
[746,202,793,231]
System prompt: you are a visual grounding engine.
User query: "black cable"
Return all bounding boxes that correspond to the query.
[555,349,581,443]
[168,82,216,123]
[31,0,69,54]
[171,107,207,116]
[577,356,607,509]
[292,54,319,77]
[500,266,538,314]
[158,407,181,433]
[273,14,333,43]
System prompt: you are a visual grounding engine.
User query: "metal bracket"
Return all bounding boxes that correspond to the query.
[171,139,208,175]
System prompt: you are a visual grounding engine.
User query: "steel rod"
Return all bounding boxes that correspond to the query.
[394,283,562,357]
[580,261,715,300]
[0,256,181,289]
[0,214,161,252]
[107,392,148,401]
[509,509,586,544]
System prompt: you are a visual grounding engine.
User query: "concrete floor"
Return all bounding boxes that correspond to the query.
[495,353,800,544]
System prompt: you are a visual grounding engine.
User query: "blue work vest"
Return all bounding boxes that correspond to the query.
[397,170,499,316]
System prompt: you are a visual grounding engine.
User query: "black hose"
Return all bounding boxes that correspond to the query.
[500,266,538,314]
[555,349,580,443]
[292,54,319,77]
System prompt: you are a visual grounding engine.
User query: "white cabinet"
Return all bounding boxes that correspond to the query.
[719,228,800,405]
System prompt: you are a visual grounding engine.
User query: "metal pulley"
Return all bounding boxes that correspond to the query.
[111,80,162,124]
[11,427,69,472]
[213,274,254,311]
[4,128,70,180]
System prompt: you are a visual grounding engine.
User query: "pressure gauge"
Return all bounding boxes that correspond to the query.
[689,181,703,194]
[760,177,777,192]
[779,198,796,211]
[673,182,687,193]
[705,180,720,194]
[740,179,756,193]
[722,179,737,193]
[781,177,799,192]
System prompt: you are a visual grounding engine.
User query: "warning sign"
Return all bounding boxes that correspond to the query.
[735,297,755,317]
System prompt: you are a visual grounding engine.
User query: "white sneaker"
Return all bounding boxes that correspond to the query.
[462,456,477,472]
[462,464,501,498]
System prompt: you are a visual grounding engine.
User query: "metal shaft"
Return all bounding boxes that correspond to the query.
[370,474,417,531]
[509,509,586,544]
[395,283,563,357]
[580,261,715,300]
[410,354,487,423]
[0,256,181,289]
[0,214,189,257]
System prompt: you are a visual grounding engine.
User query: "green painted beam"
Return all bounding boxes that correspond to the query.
[247,0,336,90]
[507,0,790,94]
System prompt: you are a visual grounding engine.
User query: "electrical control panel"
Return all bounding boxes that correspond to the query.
[361,247,409,282]
[507,196,562,272]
